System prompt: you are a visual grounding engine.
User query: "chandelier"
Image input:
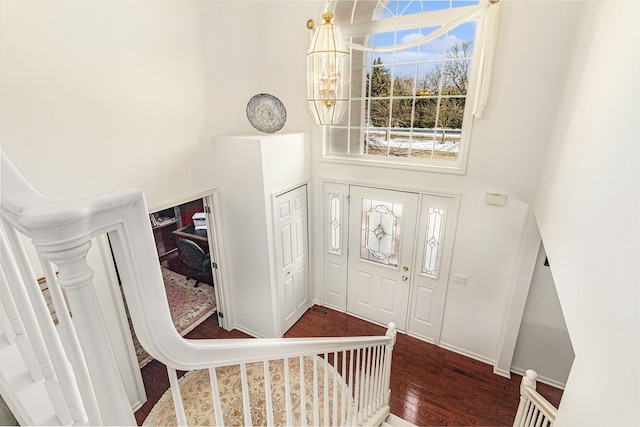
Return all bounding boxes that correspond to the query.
[306,0,350,125]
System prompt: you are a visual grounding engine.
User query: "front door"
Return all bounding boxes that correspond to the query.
[347,186,419,331]
[275,185,310,333]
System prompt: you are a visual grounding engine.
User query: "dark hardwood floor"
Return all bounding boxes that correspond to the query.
[135,305,563,426]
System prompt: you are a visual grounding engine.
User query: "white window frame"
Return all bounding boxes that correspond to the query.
[322,3,485,175]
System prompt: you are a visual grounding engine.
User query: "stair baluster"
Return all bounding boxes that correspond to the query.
[2,149,398,426]
[0,269,41,383]
[513,370,557,427]
[0,229,78,425]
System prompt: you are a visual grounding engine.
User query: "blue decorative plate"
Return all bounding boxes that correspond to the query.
[246,94,286,133]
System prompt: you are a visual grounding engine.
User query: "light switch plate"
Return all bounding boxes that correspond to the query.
[484,193,507,206]
[452,273,468,286]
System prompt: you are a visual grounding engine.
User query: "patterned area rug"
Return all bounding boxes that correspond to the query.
[143,356,347,426]
[134,267,216,368]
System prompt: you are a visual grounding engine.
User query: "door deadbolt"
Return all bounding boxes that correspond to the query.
[403,265,409,271]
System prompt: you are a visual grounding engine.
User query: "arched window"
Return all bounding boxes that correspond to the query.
[325,0,498,174]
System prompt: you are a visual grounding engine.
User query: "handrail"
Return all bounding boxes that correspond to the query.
[1,149,396,425]
[513,370,557,427]
[1,151,394,366]
[523,387,557,422]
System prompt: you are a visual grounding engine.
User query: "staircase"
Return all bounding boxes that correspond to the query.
[0,150,554,426]
[0,150,403,426]
[513,370,557,427]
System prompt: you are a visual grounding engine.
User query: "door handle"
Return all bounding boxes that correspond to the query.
[402,275,408,281]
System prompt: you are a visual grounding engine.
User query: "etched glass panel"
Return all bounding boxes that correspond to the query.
[360,198,403,267]
[328,193,342,255]
[422,207,446,277]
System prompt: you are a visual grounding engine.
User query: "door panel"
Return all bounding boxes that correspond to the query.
[347,186,419,330]
[322,182,349,310]
[407,194,456,343]
[276,185,310,333]
[279,223,293,268]
[414,287,436,323]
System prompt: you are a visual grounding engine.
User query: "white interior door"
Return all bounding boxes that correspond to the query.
[407,194,457,343]
[203,194,227,329]
[275,185,310,333]
[347,186,419,331]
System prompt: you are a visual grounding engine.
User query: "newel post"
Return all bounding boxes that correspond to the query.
[43,239,136,426]
[383,322,397,406]
[513,369,537,427]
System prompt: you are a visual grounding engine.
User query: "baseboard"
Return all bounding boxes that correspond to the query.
[509,367,566,390]
[386,413,417,426]
[339,311,398,332]
[406,331,436,345]
[318,302,346,313]
[493,367,512,379]
[231,324,265,338]
[438,341,496,367]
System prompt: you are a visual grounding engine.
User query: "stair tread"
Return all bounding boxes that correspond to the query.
[385,413,418,426]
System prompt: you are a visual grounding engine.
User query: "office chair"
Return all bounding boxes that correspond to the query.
[176,239,212,287]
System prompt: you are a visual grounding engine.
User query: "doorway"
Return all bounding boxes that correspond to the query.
[149,194,226,329]
[275,185,310,334]
[118,193,226,367]
[347,186,419,331]
[329,183,458,344]
[151,198,214,288]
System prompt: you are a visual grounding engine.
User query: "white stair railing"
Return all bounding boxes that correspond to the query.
[157,327,396,427]
[513,370,558,427]
[0,149,396,426]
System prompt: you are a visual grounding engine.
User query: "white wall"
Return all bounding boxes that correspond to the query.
[1,2,616,421]
[0,0,315,331]
[1,1,213,205]
[312,0,583,367]
[0,0,317,207]
[534,1,639,425]
[511,242,574,387]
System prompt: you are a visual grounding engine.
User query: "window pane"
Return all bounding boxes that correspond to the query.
[391,98,413,128]
[328,0,478,167]
[365,128,389,156]
[392,66,416,96]
[367,99,390,127]
[329,126,349,155]
[414,98,437,129]
[389,131,410,157]
[367,62,392,97]
[350,99,365,126]
[328,193,342,255]
[360,198,403,267]
[369,31,397,48]
[412,98,437,158]
[422,207,446,277]
[436,97,465,130]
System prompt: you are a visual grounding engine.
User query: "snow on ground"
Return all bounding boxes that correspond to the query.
[368,135,459,153]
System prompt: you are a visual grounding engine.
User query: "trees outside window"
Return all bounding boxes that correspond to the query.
[326,1,481,172]
[362,39,472,159]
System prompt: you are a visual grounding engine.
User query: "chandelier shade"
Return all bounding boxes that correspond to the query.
[307,7,350,125]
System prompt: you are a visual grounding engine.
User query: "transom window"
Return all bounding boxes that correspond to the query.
[327,0,484,174]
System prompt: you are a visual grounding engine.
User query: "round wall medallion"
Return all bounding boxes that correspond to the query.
[246,93,287,134]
